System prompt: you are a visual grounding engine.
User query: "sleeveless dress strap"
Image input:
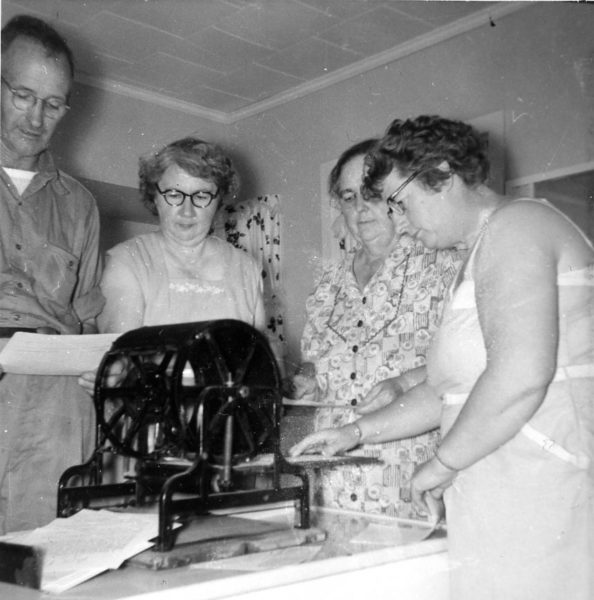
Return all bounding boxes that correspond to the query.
[442,360,594,468]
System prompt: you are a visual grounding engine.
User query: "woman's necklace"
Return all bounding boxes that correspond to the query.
[326,248,412,348]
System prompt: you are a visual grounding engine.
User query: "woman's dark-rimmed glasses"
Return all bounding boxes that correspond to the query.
[1,75,70,120]
[155,184,218,209]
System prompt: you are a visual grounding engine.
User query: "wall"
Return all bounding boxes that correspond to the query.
[225,3,594,366]
[49,3,594,368]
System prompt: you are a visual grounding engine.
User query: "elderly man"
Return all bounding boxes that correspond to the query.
[0,15,103,532]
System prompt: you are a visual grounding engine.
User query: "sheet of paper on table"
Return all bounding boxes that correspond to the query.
[349,519,438,548]
[1,509,163,593]
[193,545,322,571]
[0,332,119,375]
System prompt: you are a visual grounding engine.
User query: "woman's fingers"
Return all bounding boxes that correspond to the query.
[355,390,391,414]
[424,490,445,524]
[78,370,96,395]
[290,374,316,399]
[289,431,335,457]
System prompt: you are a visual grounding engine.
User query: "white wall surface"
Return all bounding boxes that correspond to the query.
[49,3,594,367]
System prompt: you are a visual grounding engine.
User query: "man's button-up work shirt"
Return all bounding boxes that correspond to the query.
[0,149,104,333]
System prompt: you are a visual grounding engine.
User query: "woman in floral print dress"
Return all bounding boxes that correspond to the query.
[294,139,464,519]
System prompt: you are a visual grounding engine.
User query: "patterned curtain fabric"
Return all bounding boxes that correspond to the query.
[213,195,286,369]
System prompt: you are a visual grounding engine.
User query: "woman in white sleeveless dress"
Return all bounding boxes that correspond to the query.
[291,116,593,600]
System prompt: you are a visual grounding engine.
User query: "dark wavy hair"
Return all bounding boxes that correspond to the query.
[328,138,379,199]
[364,115,490,197]
[2,15,74,78]
[139,137,239,216]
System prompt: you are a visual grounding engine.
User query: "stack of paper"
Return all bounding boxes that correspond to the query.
[0,332,119,376]
[5,510,162,593]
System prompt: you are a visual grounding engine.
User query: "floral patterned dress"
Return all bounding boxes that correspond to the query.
[301,235,464,519]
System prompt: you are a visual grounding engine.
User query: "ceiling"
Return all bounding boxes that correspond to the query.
[1,0,525,123]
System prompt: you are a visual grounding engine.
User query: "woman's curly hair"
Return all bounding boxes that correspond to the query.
[328,138,379,199]
[138,137,239,216]
[364,115,490,198]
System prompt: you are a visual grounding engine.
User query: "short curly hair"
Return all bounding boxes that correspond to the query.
[328,138,379,199]
[139,137,239,216]
[363,115,490,198]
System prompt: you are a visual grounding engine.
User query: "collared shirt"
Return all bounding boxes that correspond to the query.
[0,145,104,333]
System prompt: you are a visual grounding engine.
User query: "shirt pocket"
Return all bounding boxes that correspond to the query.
[31,243,79,311]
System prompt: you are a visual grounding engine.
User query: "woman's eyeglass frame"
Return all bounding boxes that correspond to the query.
[1,75,70,119]
[386,170,423,215]
[155,184,218,209]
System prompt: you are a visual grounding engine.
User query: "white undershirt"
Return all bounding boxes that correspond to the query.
[3,167,36,195]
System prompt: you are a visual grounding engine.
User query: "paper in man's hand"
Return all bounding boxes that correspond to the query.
[0,332,119,376]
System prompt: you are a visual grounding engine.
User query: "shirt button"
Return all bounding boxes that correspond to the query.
[15,243,22,250]
[350,493,357,501]
[350,372,356,380]
[357,320,363,327]
[16,282,23,289]
[350,398,357,406]
[13,314,21,321]
[352,345,358,353]
[362,297,367,304]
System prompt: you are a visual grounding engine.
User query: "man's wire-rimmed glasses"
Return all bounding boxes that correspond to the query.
[155,183,218,209]
[1,75,70,120]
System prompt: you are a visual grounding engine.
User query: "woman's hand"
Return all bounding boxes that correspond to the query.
[288,373,318,399]
[78,369,97,396]
[289,424,361,458]
[410,454,458,516]
[286,362,318,399]
[77,358,129,397]
[356,377,405,415]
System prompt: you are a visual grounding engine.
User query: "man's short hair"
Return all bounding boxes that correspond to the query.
[1,14,74,77]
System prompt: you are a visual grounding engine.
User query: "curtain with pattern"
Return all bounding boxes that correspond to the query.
[213,194,285,370]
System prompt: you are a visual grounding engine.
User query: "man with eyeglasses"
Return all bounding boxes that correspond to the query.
[0,15,103,533]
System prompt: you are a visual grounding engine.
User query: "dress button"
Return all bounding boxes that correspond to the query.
[16,282,23,289]
[357,320,363,327]
[13,314,21,321]
[350,398,357,406]
[15,243,22,250]
[350,493,357,501]
[350,372,356,380]
[352,345,358,353]
[362,297,367,304]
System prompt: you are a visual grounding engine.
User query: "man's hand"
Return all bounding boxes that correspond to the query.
[35,326,60,335]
